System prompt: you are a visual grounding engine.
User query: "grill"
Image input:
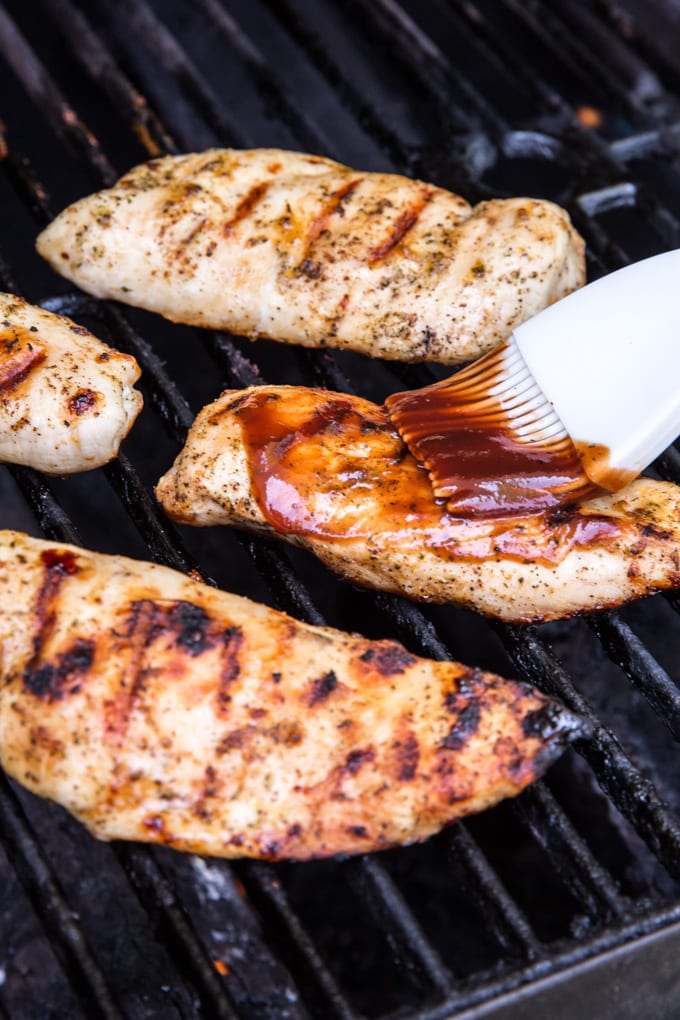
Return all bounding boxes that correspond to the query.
[1,1,680,1017]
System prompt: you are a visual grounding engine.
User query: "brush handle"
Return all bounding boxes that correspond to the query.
[513,248,680,485]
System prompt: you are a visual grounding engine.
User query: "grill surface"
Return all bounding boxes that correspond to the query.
[1,1,680,1018]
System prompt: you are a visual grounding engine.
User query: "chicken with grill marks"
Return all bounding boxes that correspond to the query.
[36,148,585,364]
[0,530,585,860]
[156,385,680,624]
[0,294,142,473]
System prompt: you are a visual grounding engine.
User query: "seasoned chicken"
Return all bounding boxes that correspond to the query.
[0,294,142,473]
[0,530,583,860]
[36,148,585,364]
[156,386,680,623]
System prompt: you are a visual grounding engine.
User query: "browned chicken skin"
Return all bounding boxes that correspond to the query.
[0,530,584,860]
[36,148,585,364]
[156,386,680,623]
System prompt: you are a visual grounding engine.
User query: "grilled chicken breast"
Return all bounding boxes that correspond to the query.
[36,148,585,364]
[0,530,583,860]
[156,386,680,623]
[0,294,142,473]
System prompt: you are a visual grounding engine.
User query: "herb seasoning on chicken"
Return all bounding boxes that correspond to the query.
[36,148,585,364]
[156,385,680,623]
[0,530,584,860]
[0,294,141,473]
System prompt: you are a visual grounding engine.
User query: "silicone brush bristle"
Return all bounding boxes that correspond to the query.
[385,339,600,518]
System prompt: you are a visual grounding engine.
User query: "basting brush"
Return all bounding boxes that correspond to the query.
[386,249,680,518]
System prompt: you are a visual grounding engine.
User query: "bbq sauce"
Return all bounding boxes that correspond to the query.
[236,389,623,566]
[235,389,427,539]
[395,416,598,517]
[385,352,606,518]
[573,441,637,495]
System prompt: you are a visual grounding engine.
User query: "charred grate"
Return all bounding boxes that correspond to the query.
[1,1,680,1018]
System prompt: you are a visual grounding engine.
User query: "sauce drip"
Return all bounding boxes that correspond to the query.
[236,389,623,566]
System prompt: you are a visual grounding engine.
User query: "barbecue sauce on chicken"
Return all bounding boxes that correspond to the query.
[385,341,606,518]
[237,388,623,566]
[389,414,597,517]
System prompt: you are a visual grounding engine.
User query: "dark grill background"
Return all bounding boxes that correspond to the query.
[1,1,680,1017]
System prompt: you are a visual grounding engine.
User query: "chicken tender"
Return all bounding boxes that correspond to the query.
[156,386,680,623]
[0,530,584,860]
[36,148,585,364]
[0,294,141,473]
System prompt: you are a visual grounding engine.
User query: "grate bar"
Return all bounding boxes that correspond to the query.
[446,0,565,119]
[99,303,196,438]
[499,625,680,879]
[589,610,680,742]
[348,856,453,994]
[530,0,676,122]
[655,441,680,487]
[107,0,245,149]
[0,774,123,1020]
[513,783,627,922]
[340,0,503,135]
[8,466,81,545]
[115,845,240,1020]
[190,0,330,156]
[102,453,204,575]
[41,0,175,157]
[260,0,415,171]
[237,862,358,1020]
[0,6,116,184]
[200,330,265,390]
[445,824,541,959]
[380,900,680,1020]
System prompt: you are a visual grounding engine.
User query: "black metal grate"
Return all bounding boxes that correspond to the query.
[1,1,680,1017]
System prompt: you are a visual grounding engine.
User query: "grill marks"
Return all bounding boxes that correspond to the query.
[163,602,217,656]
[23,638,94,702]
[223,181,271,236]
[369,187,435,263]
[308,670,338,706]
[104,600,158,738]
[4,533,585,861]
[23,550,84,702]
[105,600,245,735]
[217,626,243,712]
[298,177,363,270]
[393,728,420,782]
[442,699,482,750]
[359,643,418,676]
[0,327,46,395]
[293,179,432,281]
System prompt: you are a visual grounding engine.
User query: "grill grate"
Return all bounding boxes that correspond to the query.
[1,1,680,1017]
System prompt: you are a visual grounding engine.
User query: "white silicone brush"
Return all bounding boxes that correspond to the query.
[386,249,680,518]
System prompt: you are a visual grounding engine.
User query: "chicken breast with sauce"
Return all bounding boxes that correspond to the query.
[156,385,680,623]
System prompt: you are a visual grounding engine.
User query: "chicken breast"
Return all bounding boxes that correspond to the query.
[156,386,680,623]
[35,148,585,364]
[0,530,583,860]
[0,294,142,473]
